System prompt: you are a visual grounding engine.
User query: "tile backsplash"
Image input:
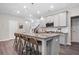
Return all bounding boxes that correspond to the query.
[38,27,68,33]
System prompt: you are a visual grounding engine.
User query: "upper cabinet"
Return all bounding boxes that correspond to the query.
[46,16,54,23]
[53,14,60,27]
[59,12,67,26]
[41,11,67,27]
[53,12,67,27]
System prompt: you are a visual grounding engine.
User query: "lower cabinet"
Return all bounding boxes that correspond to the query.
[47,37,60,55]
[59,34,68,45]
[53,12,67,27]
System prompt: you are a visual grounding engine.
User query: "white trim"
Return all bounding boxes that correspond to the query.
[0,38,14,41]
[67,42,71,45]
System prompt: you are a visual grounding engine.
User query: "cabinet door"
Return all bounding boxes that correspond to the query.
[59,12,67,26]
[54,14,60,27]
[46,16,54,23]
[59,34,66,44]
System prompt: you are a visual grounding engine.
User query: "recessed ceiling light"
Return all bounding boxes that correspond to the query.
[50,5,54,9]
[30,18,34,23]
[24,5,27,8]
[31,20,34,23]
[17,10,20,14]
[40,16,44,20]
[29,14,32,17]
[25,21,28,24]
[37,10,40,14]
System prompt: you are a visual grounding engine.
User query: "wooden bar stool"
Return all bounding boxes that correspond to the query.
[21,34,29,55]
[14,33,24,55]
[14,33,41,55]
[27,37,41,55]
[14,33,20,52]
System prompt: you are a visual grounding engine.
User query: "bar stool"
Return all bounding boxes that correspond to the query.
[21,35,29,55]
[27,37,41,55]
[14,33,20,52]
[14,33,24,55]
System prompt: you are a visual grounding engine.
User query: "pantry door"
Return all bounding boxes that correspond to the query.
[9,20,18,39]
[71,17,79,42]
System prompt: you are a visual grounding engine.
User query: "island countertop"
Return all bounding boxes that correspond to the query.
[17,32,61,39]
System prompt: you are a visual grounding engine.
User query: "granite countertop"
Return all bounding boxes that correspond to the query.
[18,32,61,39]
[33,33,60,39]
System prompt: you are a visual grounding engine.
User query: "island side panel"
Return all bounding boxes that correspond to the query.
[47,36,60,55]
[51,36,60,55]
[42,39,47,55]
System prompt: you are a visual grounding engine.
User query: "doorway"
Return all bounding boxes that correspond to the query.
[9,20,18,39]
[71,16,79,43]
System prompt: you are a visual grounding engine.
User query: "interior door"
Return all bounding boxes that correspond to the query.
[9,20,18,39]
[71,17,79,42]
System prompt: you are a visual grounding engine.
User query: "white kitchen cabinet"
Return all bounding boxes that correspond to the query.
[54,12,67,27]
[46,16,54,23]
[41,12,67,27]
[53,14,60,27]
[59,12,67,26]
[59,34,66,45]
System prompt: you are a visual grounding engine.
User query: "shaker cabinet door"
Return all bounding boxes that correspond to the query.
[59,12,67,26]
[54,14,60,27]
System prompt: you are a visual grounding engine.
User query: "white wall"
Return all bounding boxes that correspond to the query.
[16,21,30,33]
[69,9,79,17]
[0,16,9,40]
[9,20,18,39]
[0,14,30,40]
[0,14,41,41]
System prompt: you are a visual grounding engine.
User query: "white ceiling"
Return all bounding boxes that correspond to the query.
[0,3,79,19]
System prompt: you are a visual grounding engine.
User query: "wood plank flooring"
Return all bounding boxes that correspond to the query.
[60,43,79,55]
[0,40,79,55]
[0,40,17,55]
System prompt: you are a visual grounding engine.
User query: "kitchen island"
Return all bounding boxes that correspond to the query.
[20,32,61,55]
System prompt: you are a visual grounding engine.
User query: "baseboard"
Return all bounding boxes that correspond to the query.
[60,42,71,46]
[71,42,79,45]
[67,43,71,45]
[60,44,71,46]
[0,38,14,41]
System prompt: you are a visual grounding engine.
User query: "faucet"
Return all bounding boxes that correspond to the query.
[57,27,61,32]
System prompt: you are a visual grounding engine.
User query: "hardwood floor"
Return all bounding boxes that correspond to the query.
[0,40,79,55]
[60,43,79,55]
[0,40,17,55]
